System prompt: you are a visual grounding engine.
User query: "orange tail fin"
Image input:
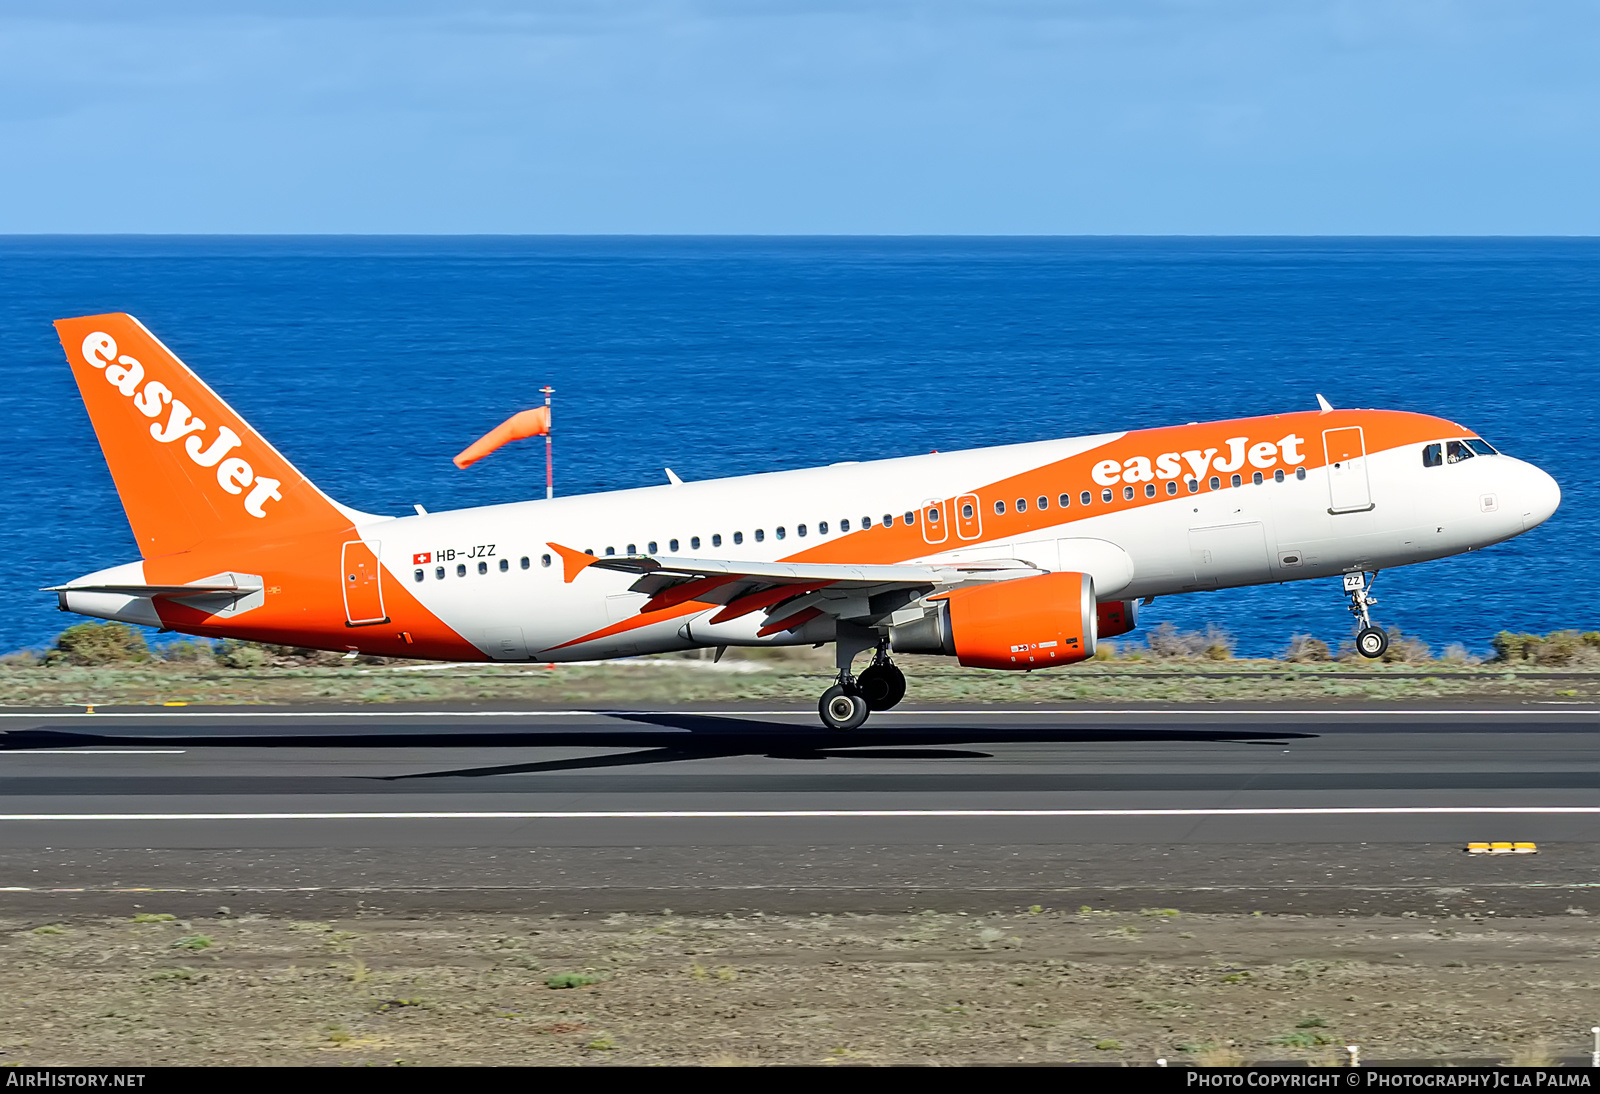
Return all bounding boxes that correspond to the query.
[55,313,354,558]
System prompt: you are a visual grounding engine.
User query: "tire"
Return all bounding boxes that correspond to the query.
[819,685,870,731]
[1356,626,1389,659]
[857,663,907,711]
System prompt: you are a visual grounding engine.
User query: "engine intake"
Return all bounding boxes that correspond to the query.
[890,571,1097,670]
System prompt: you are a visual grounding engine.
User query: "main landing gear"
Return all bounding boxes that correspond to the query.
[818,629,906,731]
[1343,571,1389,659]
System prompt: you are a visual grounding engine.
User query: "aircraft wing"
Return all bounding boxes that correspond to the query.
[583,552,1044,634]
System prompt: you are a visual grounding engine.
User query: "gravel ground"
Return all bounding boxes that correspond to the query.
[3,908,1597,1066]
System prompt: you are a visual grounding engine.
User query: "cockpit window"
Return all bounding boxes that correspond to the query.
[1445,440,1475,464]
[1423,444,1442,468]
[1466,438,1498,456]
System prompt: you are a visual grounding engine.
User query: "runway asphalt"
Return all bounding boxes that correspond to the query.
[0,703,1595,917]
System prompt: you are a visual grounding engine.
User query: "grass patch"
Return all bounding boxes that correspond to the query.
[545,972,601,989]
[131,913,177,923]
[171,934,213,951]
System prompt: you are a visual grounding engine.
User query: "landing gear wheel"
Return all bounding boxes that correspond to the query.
[819,685,870,731]
[856,663,907,711]
[1356,626,1389,659]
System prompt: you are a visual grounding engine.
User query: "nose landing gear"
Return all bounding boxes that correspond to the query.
[1343,571,1389,659]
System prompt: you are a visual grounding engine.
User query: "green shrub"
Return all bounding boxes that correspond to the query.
[1281,634,1332,663]
[158,639,211,662]
[49,622,149,666]
[1492,630,1600,667]
[213,640,269,669]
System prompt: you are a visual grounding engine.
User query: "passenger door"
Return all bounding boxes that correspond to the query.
[1323,427,1374,513]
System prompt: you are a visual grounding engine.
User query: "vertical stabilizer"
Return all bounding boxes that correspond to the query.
[55,313,352,558]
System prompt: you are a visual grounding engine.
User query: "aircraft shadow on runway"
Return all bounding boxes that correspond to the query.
[0,711,1315,780]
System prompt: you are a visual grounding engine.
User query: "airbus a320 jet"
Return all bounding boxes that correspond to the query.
[49,314,1561,729]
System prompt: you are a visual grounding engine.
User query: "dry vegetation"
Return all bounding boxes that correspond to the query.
[2,622,1599,709]
[1,907,1595,1066]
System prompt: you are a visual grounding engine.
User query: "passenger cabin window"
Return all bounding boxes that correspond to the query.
[882,514,893,527]
[520,556,530,569]
[604,547,615,556]
[479,560,489,574]
[925,509,939,525]
[1016,498,1027,512]
[839,519,850,532]
[797,525,807,537]
[540,554,551,568]
[436,566,445,580]
[1209,476,1221,491]
[733,531,743,545]
[457,563,466,577]
[1231,474,1242,488]
[1081,491,1092,505]
[1252,472,1263,485]
[1145,483,1156,497]
[499,558,509,572]
[860,516,871,529]
[776,527,786,539]
[669,539,680,552]
[820,522,829,535]
[1273,469,1284,483]
[413,569,424,583]
[648,541,658,553]
[690,536,701,550]
[962,503,974,519]
[626,544,637,555]
[1166,481,1177,495]
[1187,479,1198,493]
[1058,494,1070,508]
[1122,486,1134,500]
[1295,467,1306,481]
[994,500,1006,515]
[1101,488,1112,503]
[712,534,722,547]
[755,529,765,542]
[1038,496,1049,510]
[903,511,916,525]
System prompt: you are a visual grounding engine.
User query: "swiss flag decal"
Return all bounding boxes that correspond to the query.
[413,552,431,565]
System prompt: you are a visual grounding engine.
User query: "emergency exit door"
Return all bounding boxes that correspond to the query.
[342,540,388,625]
[1322,427,1374,513]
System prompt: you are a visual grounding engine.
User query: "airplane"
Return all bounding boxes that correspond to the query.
[47,313,1562,730]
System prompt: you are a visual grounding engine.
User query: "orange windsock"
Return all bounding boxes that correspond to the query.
[453,406,551,469]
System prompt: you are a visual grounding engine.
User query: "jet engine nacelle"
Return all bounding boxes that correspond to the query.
[890,571,1097,670]
[1096,598,1139,639]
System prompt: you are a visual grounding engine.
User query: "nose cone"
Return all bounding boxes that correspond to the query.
[1520,463,1561,531]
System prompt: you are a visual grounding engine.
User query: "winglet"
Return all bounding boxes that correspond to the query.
[665,468,683,486]
[1315,394,1334,412]
[546,542,598,584]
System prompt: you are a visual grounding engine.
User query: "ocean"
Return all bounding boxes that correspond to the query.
[1,236,1592,658]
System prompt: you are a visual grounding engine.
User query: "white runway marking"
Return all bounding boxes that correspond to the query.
[0,807,1596,822]
[0,708,1593,720]
[3,749,186,755]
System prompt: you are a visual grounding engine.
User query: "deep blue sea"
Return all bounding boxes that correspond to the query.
[1,237,1593,658]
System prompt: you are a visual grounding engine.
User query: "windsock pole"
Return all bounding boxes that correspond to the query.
[541,385,554,499]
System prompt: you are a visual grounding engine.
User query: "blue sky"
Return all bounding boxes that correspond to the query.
[1,1,1596,233]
